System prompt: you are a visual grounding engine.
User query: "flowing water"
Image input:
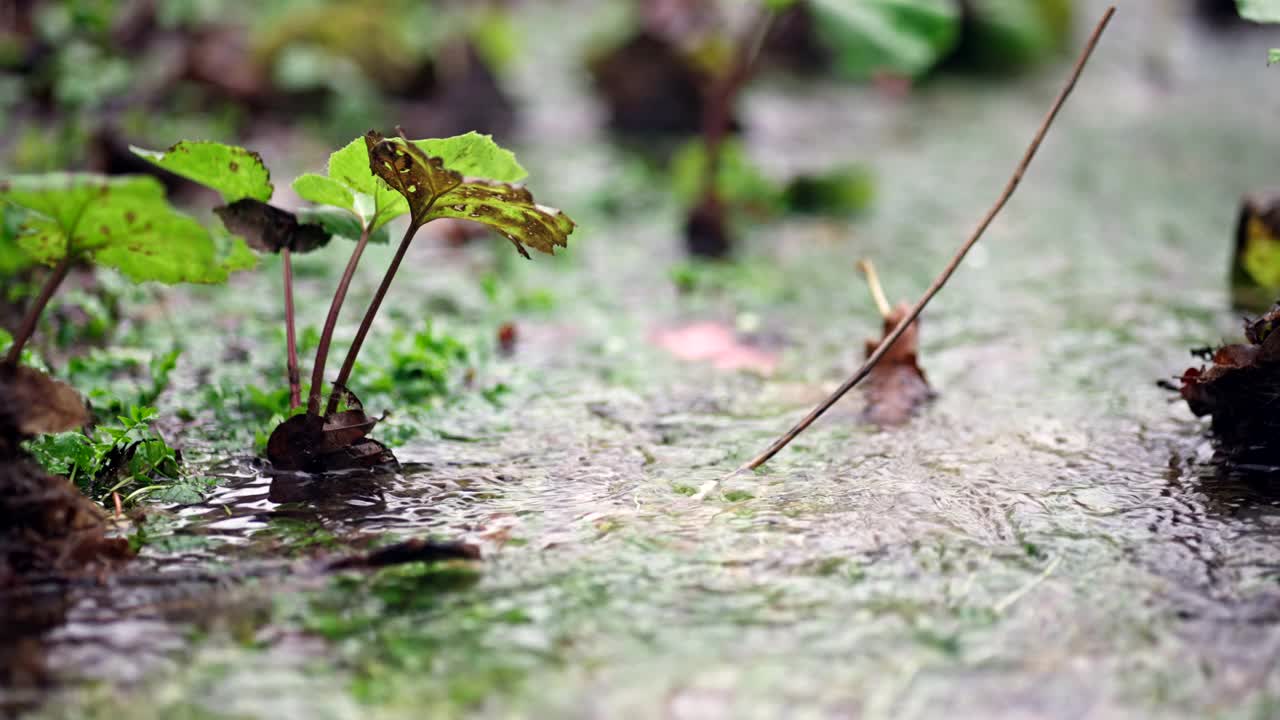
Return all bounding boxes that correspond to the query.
[13,2,1280,718]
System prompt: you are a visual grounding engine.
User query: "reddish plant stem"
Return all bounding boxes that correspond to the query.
[691,9,778,256]
[4,253,73,367]
[737,6,1116,473]
[282,248,301,409]
[702,8,775,196]
[325,219,420,416]
[307,225,372,417]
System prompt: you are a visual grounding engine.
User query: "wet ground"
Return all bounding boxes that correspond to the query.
[14,2,1280,718]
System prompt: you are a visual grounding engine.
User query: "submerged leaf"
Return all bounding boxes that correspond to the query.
[214,199,331,254]
[131,141,273,203]
[0,173,243,284]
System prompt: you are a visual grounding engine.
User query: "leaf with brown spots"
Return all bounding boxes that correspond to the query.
[366,131,575,257]
[130,141,273,204]
[430,181,575,258]
[0,173,251,283]
[365,130,463,225]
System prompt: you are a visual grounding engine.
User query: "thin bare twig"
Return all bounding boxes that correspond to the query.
[737,6,1116,474]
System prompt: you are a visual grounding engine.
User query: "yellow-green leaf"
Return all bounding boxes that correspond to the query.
[131,141,273,203]
[430,181,575,258]
[0,173,240,284]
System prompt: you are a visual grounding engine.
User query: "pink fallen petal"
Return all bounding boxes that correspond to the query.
[652,322,779,375]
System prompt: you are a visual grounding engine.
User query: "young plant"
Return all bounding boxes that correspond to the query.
[27,405,204,507]
[0,171,252,516]
[288,134,421,419]
[268,129,575,471]
[131,141,379,409]
[686,4,781,258]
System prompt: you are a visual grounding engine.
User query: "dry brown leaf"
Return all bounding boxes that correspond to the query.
[0,365,89,437]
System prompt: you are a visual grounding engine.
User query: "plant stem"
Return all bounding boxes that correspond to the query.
[326,220,419,416]
[307,225,371,417]
[736,6,1116,474]
[4,253,73,367]
[858,259,892,319]
[282,248,301,409]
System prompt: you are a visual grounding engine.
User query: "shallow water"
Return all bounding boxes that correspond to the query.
[15,2,1280,718]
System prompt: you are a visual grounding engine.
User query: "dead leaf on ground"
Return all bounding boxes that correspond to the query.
[266,388,396,473]
[1,455,132,587]
[862,302,934,426]
[1179,303,1280,465]
[0,365,90,438]
[652,322,778,375]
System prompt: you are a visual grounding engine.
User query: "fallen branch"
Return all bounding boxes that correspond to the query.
[737,6,1116,473]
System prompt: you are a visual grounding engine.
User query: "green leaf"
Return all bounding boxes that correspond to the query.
[1239,0,1280,22]
[295,137,410,232]
[365,132,575,258]
[0,204,36,275]
[430,181,575,258]
[809,0,961,80]
[27,431,96,477]
[217,234,260,275]
[130,141,273,203]
[670,139,781,211]
[0,173,239,284]
[293,173,355,213]
[413,132,526,183]
[783,167,876,216]
[1244,223,1280,287]
[365,130,461,224]
[957,0,1072,68]
[297,207,391,245]
[1270,48,1280,65]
